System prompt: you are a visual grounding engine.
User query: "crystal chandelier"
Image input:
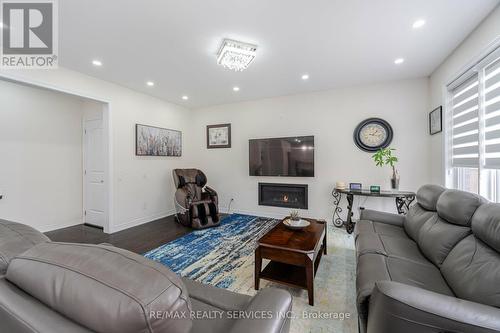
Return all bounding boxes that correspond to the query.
[216,39,257,72]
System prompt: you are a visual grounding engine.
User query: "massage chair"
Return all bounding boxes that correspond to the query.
[172,169,220,229]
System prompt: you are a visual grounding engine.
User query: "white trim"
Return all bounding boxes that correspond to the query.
[111,209,176,233]
[39,218,83,233]
[0,72,114,234]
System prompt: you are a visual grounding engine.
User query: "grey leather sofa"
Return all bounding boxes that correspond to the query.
[0,219,292,333]
[355,184,500,333]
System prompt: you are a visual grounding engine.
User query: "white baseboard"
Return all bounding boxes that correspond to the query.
[40,218,83,233]
[110,209,176,233]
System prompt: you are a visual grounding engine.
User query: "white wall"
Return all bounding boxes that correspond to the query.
[0,80,85,231]
[429,6,500,185]
[0,68,193,233]
[190,78,431,221]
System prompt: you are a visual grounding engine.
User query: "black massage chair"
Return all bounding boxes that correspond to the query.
[172,169,220,229]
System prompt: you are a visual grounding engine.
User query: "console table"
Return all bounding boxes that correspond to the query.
[332,188,416,234]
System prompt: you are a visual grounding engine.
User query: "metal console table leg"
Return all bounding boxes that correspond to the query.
[332,190,355,234]
[345,193,355,234]
[332,190,345,228]
[395,195,415,215]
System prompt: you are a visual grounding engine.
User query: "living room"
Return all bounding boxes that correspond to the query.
[0,1,499,333]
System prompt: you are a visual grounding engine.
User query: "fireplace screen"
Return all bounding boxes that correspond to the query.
[258,183,308,209]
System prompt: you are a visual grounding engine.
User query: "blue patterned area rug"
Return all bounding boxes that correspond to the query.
[144,214,357,333]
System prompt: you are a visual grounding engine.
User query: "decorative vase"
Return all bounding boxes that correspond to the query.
[391,168,400,190]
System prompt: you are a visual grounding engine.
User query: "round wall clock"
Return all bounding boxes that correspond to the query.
[353,118,393,152]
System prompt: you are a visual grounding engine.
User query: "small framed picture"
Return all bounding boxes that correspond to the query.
[207,123,231,149]
[429,106,442,135]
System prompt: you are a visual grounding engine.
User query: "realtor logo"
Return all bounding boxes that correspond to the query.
[1,0,58,68]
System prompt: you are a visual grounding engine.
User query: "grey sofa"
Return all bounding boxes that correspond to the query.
[0,219,292,333]
[355,184,500,333]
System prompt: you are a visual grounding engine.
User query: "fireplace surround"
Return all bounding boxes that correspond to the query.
[258,183,308,209]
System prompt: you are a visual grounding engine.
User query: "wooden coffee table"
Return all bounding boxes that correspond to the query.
[254,217,327,306]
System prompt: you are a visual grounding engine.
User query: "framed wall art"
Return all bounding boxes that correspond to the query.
[207,123,231,149]
[429,106,442,135]
[136,124,182,156]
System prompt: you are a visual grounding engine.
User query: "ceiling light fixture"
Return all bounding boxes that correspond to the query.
[412,19,426,29]
[394,58,405,65]
[92,60,102,66]
[182,95,189,100]
[146,81,155,87]
[217,39,257,72]
[301,74,309,80]
[233,86,240,92]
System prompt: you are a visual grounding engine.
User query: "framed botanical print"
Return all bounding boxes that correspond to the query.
[207,123,231,149]
[429,106,442,135]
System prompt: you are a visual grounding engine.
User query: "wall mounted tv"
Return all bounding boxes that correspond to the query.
[249,136,314,177]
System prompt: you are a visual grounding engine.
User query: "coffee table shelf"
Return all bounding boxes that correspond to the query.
[255,217,326,306]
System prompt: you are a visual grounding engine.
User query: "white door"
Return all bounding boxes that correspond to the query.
[84,119,106,227]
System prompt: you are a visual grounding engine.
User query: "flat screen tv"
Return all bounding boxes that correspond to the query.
[249,136,314,177]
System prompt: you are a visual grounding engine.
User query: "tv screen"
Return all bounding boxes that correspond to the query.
[249,136,314,177]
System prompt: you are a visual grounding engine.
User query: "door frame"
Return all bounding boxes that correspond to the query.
[0,73,114,233]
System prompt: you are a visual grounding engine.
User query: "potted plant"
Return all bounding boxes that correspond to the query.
[373,147,399,190]
[290,210,300,222]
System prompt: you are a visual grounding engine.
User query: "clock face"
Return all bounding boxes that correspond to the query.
[353,118,393,152]
[359,123,387,147]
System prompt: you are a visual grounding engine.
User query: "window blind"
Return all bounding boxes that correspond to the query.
[451,74,480,168]
[484,56,500,168]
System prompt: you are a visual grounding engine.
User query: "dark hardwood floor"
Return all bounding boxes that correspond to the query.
[45,215,192,254]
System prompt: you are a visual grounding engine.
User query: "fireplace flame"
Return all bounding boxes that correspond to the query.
[283,195,289,202]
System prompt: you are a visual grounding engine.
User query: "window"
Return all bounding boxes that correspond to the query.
[446,45,500,202]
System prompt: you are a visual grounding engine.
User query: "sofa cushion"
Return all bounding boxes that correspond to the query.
[6,242,192,333]
[416,184,445,211]
[385,257,454,296]
[436,189,484,226]
[356,233,432,265]
[403,204,436,242]
[471,203,500,252]
[417,217,471,267]
[441,235,500,308]
[356,253,454,326]
[0,219,49,274]
[354,220,407,239]
[440,205,500,308]
[0,277,93,333]
[356,233,387,257]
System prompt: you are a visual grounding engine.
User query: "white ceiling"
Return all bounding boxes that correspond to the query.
[59,0,499,108]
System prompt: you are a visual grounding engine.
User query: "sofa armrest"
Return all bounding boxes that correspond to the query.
[367,281,500,333]
[359,208,404,226]
[228,288,292,333]
[205,186,217,197]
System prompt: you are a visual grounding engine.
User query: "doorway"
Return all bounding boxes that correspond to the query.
[0,74,113,233]
[83,101,108,229]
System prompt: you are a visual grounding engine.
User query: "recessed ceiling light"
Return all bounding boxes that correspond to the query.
[233,86,240,92]
[412,19,426,29]
[394,58,405,65]
[92,60,102,66]
[0,22,4,29]
[217,39,257,72]
[301,74,309,80]
[146,81,155,87]
[182,95,189,100]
